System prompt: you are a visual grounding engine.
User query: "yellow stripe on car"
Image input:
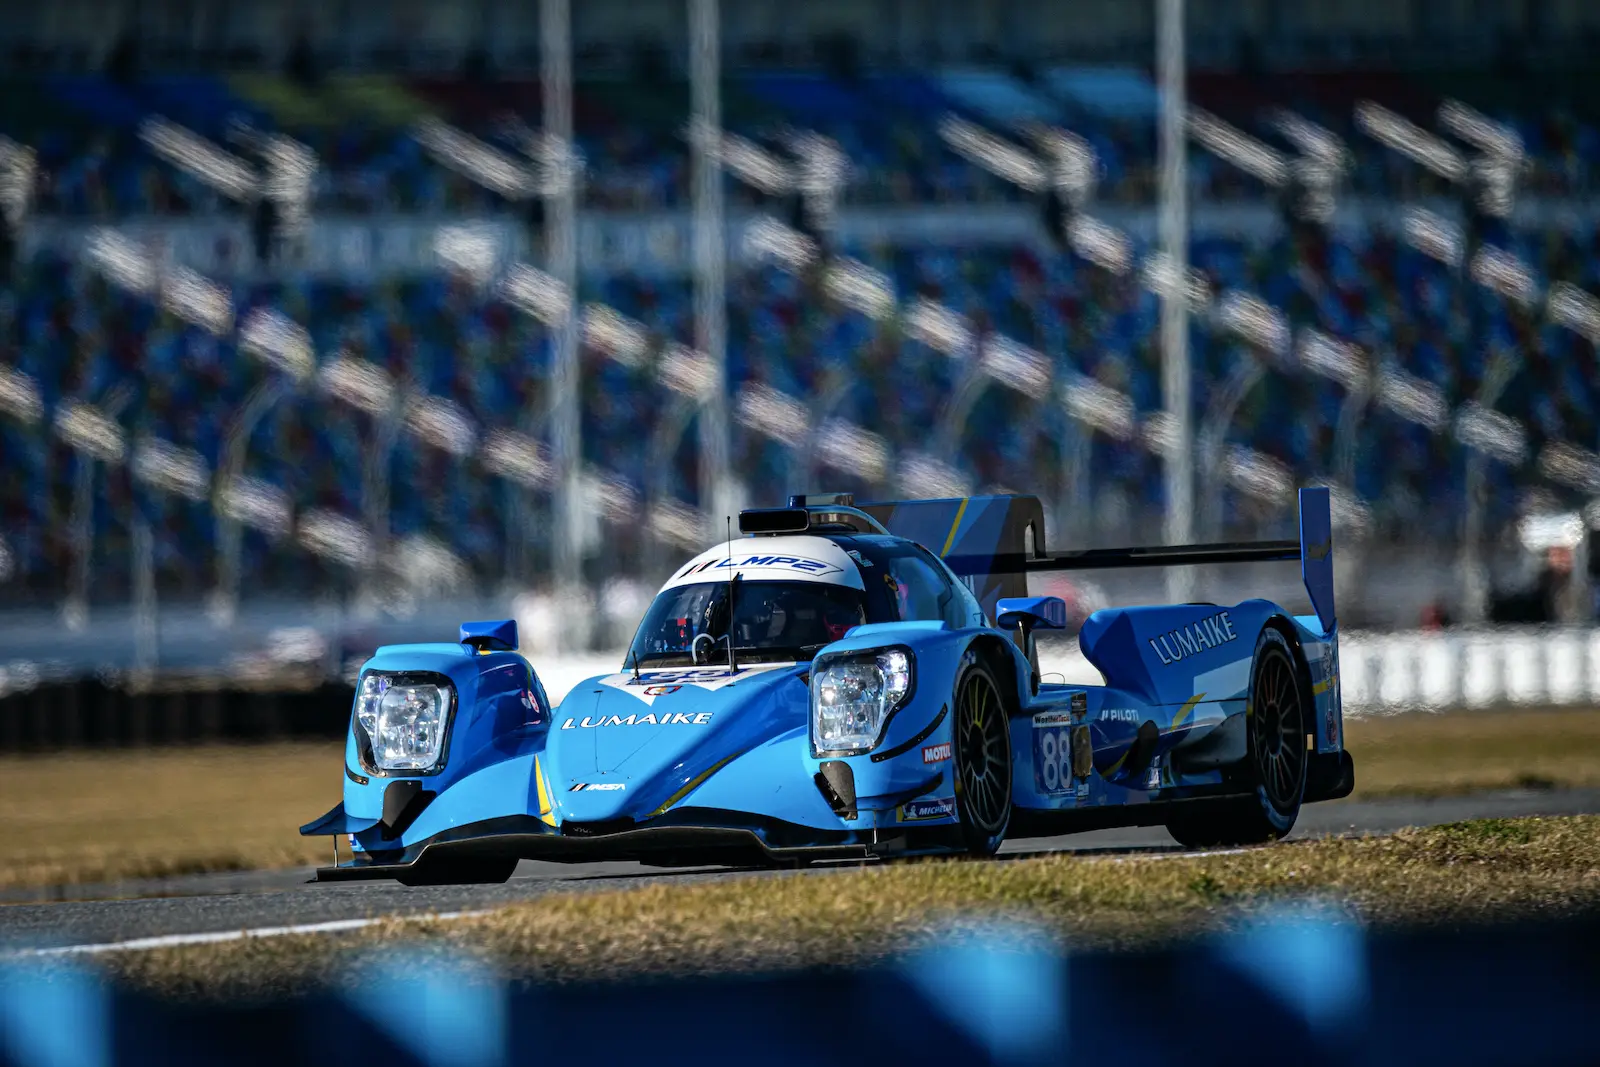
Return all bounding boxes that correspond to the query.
[535,756,556,826]
[940,497,970,557]
[1170,692,1207,730]
[650,751,745,817]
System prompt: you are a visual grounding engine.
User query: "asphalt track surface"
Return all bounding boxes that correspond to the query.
[4,788,1599,953]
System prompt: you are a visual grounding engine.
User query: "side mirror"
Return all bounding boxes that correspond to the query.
[995,597,1066,696]
[995,596,1067,632]
[461,619,519,652]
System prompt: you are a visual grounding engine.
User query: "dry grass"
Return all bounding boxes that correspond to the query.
[100,814,1600,999]
[1343,707,1600,797]
[2,707,1597,891]
[0,742,341,890]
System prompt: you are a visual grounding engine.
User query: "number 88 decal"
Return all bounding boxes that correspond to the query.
[1034,726,1074,794]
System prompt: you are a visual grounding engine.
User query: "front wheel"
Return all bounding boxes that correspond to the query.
[1166,627,1308,848]
[951,658,1013,856]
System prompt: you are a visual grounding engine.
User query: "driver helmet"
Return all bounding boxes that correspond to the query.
[739,585,788,643]
[823,600,862,641]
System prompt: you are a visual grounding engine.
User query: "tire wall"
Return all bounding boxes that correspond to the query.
[0,679,356,752]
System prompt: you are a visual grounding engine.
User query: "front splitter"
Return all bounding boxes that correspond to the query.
[317,810,961,881]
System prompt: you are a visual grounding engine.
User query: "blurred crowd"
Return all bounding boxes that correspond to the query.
[7,68,1600,217]
[6,217,1599,605]
[3,66,1600,609]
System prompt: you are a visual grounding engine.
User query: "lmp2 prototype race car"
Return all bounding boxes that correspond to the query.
[303,488,1354,884]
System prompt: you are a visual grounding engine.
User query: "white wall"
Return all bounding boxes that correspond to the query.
[530,627,1600,715]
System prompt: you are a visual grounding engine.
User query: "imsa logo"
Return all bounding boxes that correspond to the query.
[1148,611,1239,666]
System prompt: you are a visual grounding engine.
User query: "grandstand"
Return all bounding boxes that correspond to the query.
[3,0,1600,644]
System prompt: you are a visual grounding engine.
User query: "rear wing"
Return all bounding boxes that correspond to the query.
[858,487,1335,632]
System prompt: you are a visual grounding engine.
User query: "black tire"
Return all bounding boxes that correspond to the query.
[396,856,519,886]
[951,657,1013,856]
[1166,627,1309,848]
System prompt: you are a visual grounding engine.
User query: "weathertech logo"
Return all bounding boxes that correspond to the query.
[922,742,952,764]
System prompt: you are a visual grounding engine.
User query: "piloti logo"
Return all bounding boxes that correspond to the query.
[922,742,952,764]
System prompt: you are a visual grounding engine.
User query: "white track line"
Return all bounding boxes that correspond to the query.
[8,847,1262,959]
[1108,847,1255,862]
[8,909,492,959]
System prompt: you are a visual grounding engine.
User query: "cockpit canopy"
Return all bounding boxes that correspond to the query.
[628,580,866,667]
[626,533,988,667]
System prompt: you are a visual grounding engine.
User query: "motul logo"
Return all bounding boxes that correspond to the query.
[922,742,952,764]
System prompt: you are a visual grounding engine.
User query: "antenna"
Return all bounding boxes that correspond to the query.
[629,645,641,683]
[726,515,738,676]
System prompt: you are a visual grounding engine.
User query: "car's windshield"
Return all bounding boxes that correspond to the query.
[627,580,866,667]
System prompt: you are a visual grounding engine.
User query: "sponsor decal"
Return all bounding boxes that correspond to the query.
[570,782,626,792]
[922,742,952,764]
[628,668,738,687]
[1100,708,1140,723]
[598,663,792,705]
[560,712,714,729]
[899,796,957,822]
[1145,759,1163,790]
[847,549,874,568]
[676,554,843,579]
[1148,610,1238,666]
[1070,690,1088,718]
[1033,710,1073,727]
[1034,723,1078,795]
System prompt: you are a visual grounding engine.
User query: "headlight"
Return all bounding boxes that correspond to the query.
[354,673,454,773]
[810,647,914,756]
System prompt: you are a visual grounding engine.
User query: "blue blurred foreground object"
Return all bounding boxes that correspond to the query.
[2,911,1599,1067]
[300,488,1354,884]
[902,924,1068,1066]
[0,961,109,1067]
[341,951,507,1067]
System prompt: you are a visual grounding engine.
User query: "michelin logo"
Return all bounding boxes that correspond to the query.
[899,796,957,822]
[1148,611,1238,665]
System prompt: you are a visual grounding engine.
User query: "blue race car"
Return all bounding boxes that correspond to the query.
[302,488,1353,884]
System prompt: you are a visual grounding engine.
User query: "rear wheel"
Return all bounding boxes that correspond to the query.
[1166,627,1308,848]
[951,658,1012,856]
[396,856,519,886]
